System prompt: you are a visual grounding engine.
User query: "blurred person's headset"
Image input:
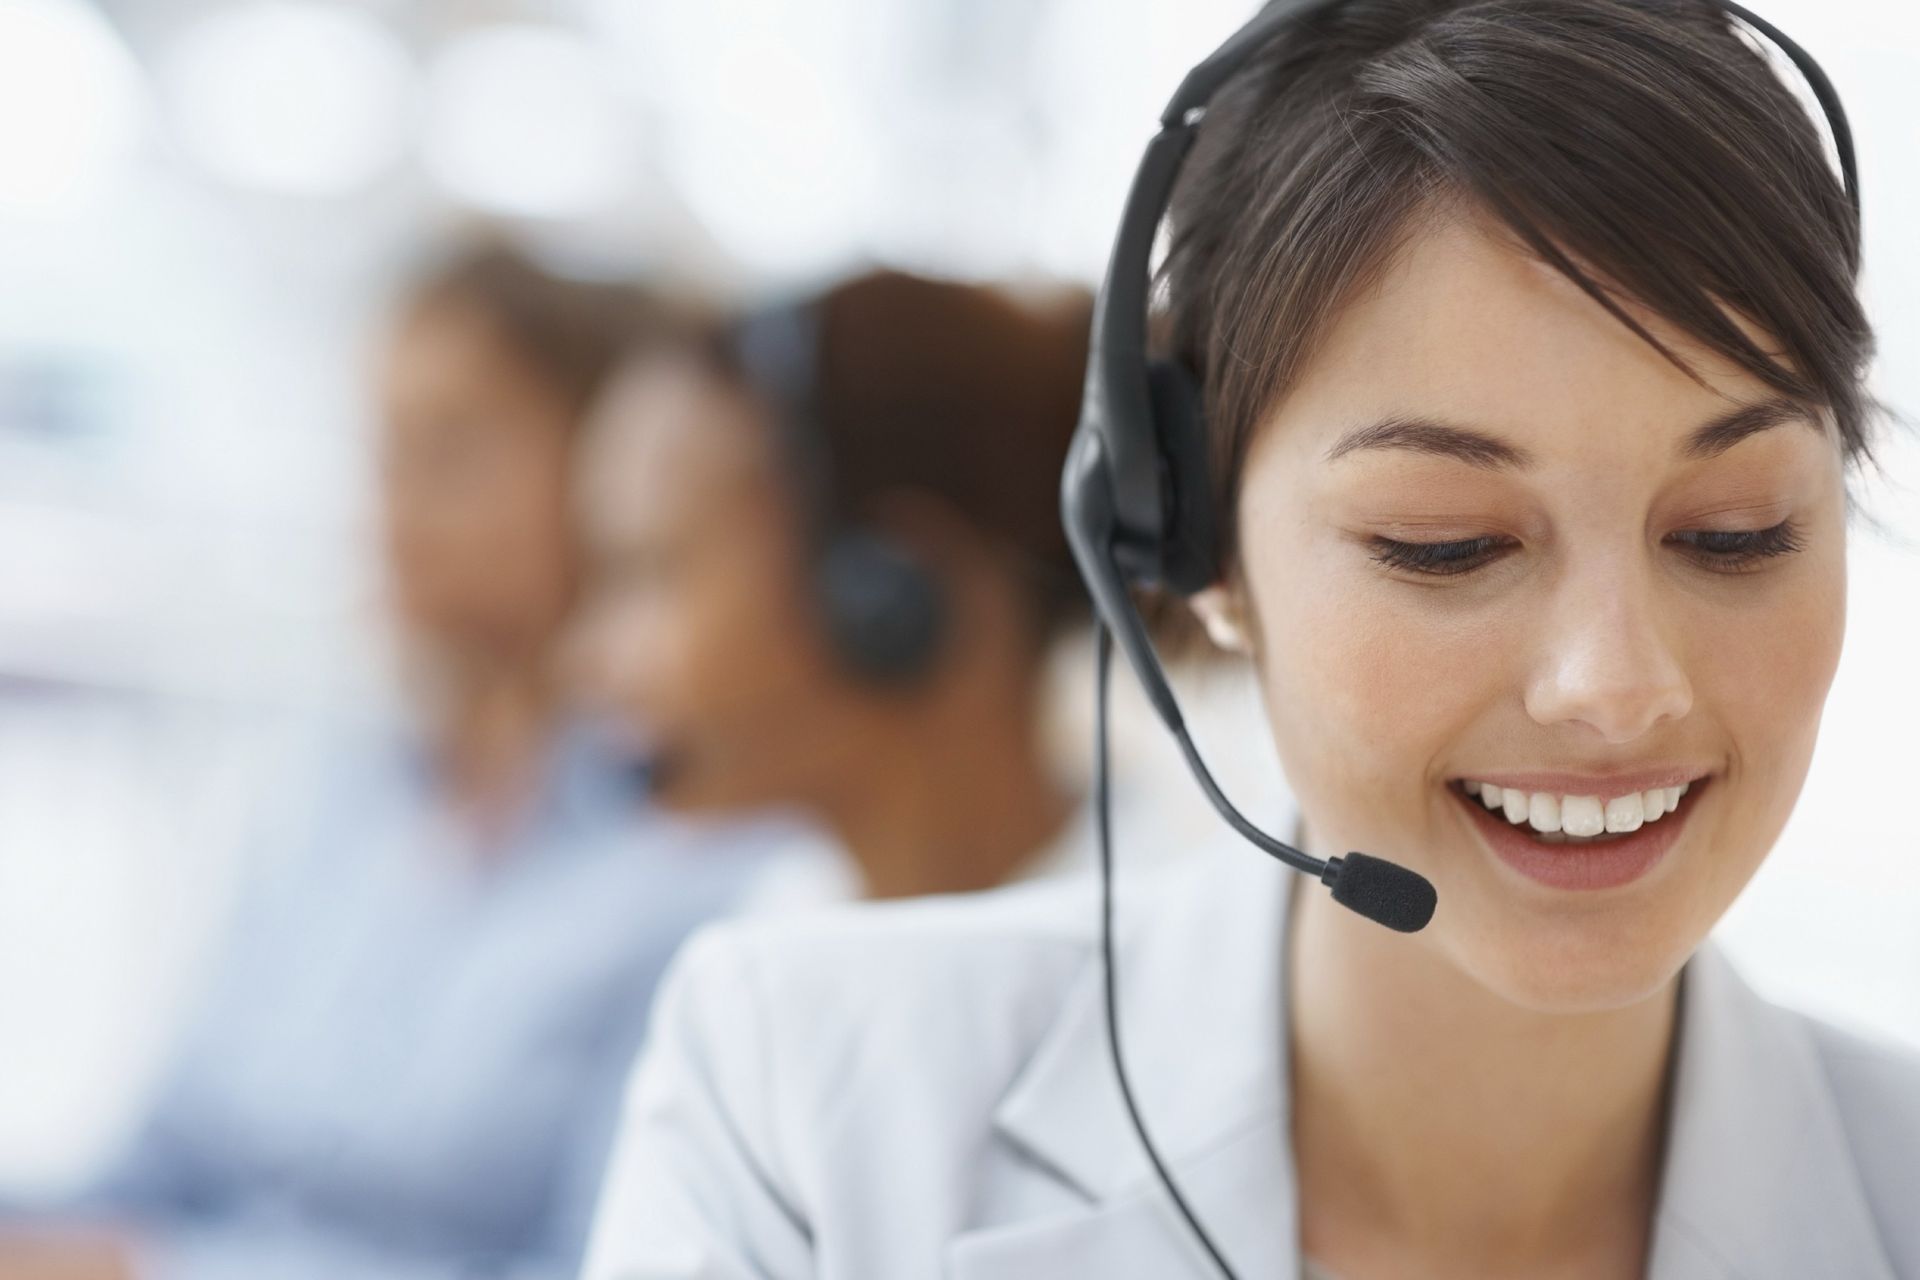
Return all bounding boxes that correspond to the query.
[727,299,951,687]
[1059,1,1859,1275]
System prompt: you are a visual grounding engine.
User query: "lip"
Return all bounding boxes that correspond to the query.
[1452,777,1708,892]
[1452,767,1712,802]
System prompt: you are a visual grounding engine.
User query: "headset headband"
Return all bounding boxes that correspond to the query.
[728,296,952,686]
[729,299,839,542]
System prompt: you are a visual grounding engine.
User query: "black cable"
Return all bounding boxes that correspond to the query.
[1166,712,1327,876]
[1095,623,1241,1280]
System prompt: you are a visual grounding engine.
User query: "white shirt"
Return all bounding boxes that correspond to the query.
[581,840,1920,1279]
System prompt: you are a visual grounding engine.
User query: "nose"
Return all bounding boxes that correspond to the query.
[1523,558,1694,743]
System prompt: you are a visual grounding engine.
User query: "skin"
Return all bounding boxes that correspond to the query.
[380,301,580,662]
[565,351,1076,899]
[1195,206,1849,1277]
[0,300,591,1278]
[377,299,582,831]
[0,1236,129,1280]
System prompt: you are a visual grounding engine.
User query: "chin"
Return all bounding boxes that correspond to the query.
[1441,892,1703,1016]
[1412,774,1771,1016]
[651,776,744,817]
[652,757,790,823]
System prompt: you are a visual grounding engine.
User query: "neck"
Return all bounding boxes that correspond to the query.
[421,647,557,845]
[816,681,1076,901]
[1287,833,1678,1276]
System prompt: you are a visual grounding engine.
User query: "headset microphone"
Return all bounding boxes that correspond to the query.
[1062,0,1858,1275]
[625,751,678,799]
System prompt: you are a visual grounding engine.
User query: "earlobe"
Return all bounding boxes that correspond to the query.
[1188,585,1252,654]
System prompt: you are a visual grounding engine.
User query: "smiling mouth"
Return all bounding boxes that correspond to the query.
[1448,777,1703,845]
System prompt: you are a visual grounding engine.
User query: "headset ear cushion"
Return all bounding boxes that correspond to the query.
[1146,358,1219,595]
[816,533,949,685]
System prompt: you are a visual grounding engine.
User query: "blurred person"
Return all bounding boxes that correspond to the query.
[0,243,772,1280]
[567,270,1097,904]
[579,3,1920,1278]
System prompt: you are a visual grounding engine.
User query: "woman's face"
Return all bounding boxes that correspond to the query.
[1224,209,1848,1012]
[566,353,871,814]
[378,303,579,656]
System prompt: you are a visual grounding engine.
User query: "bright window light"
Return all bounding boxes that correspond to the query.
[582,0,884,276]
[0,0,144,215]
[421,24,632,220]
[156,1,414,196]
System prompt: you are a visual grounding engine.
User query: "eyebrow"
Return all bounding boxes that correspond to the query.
[1324,416,1532,469]
[1323,394,1820,470]
[1679,395,1821,459]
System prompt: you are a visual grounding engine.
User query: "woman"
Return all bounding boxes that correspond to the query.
[568,270,1099,903]
[581,3,1919,1278]
[0,244,769,1280]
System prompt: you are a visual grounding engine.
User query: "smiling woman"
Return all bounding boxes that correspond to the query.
[1202,201,1857,1006]
[578,3,1918,1279]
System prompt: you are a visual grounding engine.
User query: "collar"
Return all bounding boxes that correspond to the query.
[979,850,1896,1279]
[984,847,1300,1274]
[1646,937,1896,1278]
[1010,797,1099,885]
[403,716,652,859]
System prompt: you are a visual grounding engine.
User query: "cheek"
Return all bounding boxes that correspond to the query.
[1687,540,1847,824]
[490,454,574,566]
[639,557,837,730]
[698,576,819,701]
[1241,532,1492,827]
[394,454,572,587]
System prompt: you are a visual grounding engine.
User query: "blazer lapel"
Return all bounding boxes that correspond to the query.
[953,850,1303,1279]
[955,847,1898,1279]
[1648,938,1896,1280]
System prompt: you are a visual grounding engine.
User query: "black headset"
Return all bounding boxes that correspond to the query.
[1061,0,1859,1274]
[728,298,951,688]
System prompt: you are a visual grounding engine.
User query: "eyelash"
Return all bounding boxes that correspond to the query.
[1368,520,1806,578]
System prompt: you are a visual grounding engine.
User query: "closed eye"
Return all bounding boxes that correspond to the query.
[1367,535,1510,577]
[1368,518,1806,579]
[1664,519,1804,572]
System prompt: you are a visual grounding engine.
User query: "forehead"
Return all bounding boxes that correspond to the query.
[578,353,775,536]
[1260,208,1788,465]
[385,302,515,390]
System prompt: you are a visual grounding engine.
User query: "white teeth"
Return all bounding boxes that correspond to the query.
[1460,777,1701,842]
[1604,792,1645,833]
[1560,795,1606,838]
[1528,792,1562,834]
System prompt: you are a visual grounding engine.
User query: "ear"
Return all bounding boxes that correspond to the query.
[1188,584,1253,655]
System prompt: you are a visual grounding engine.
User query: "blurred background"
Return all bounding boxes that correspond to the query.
[0,0,1915,1198]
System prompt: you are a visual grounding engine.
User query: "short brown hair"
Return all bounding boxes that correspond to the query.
[1163,0,1883,573]
[694,270,1097,642]
[811,272,1094,635]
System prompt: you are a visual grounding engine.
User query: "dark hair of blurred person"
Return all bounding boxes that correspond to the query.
[569,269,1095,901]
[0,241,773,1280]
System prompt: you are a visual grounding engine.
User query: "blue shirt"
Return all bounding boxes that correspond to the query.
[29,721,770,1280]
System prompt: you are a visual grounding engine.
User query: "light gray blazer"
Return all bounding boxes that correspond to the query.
[581,845,1920,1279]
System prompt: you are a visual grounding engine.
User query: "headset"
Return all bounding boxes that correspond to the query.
[1061,0,1860,1273]
[728,298,951,688]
